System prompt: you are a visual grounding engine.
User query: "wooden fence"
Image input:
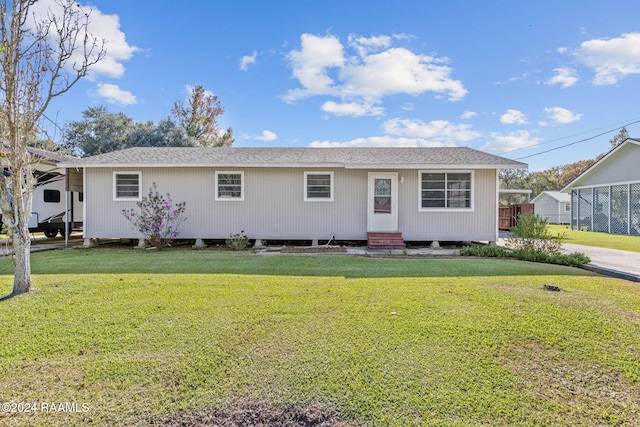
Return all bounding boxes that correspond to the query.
[499,204,534,230]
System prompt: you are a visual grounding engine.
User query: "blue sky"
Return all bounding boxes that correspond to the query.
[41,0,640,170]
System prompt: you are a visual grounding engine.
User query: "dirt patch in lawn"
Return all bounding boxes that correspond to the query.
[159,398,357,427]
[500,341,640,426]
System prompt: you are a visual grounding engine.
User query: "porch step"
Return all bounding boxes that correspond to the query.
[367,232,406,249]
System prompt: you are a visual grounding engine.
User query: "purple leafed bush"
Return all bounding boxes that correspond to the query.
[122,183,187,249]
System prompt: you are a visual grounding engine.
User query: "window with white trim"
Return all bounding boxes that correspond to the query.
[113,172,141,200]
[215,171,244,201]
[419,171,472,210]
[304,172,333,201]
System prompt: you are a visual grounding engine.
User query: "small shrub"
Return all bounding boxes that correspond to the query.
[460,243,591,267]
[459,245,511,258]
[506,213,565,256]
[226,231,250,251]
[122,183,187,249]
[551,252,591,266]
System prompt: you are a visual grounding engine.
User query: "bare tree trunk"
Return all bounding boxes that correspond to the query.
[11,222,31,296]
[0,0,105,298]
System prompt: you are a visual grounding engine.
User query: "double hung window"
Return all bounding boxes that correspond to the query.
[420,171,472,210]
[304,172,333,201]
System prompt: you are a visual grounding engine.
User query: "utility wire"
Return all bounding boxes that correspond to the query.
[513,119,640,160]
[497,117,640,155]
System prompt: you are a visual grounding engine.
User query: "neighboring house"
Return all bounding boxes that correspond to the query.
[531,191,571,224]
[60,147,526,247]
[561,137,640,235]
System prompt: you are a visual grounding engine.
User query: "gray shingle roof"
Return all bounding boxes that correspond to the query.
[59,146,527,169]
[532,191,571,203]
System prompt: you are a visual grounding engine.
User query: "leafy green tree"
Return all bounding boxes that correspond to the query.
[64,108,198,156]
[527,167,560,198]
[64,106,134,156]
[499,168,529,190]
[172,85,234,147]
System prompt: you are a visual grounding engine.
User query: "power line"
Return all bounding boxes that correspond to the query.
[497,117,640,155]
[513,119,640,161]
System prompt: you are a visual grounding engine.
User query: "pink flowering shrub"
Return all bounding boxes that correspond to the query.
[122,183,187,249]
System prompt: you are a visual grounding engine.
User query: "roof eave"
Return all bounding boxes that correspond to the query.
[560,137,640,192]
[346,163,527,169]
[59,162,528,169]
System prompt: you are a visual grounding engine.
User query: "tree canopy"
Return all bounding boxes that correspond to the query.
[172,85,234,147]
[609,127,628,150]
[64,107,199,157]
[64,85,233,156]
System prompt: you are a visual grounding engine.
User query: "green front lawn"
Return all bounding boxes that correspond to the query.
[549,225,640,252]
[1,248,639,426]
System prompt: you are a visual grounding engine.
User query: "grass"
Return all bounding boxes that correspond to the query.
[1,247,639,426]
[549,225,640,252]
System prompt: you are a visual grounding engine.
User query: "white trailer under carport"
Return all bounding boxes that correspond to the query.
[28,160,83,237]
[2,147,84,240]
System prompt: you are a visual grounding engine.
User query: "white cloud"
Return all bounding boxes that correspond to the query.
[383,118,481,143]
[460,110,477,120]
[28,0,140,79]
[347,34,392,56]
[545,67,578,88]
[321,101,384,117]
[495,72,530,85]
[481,131,540,152]
[544,107,582,124]
[500,109,528,125]
[252,130,277,142]
[340,48,467,100]
[284,33,467,111]
[239,51,258,71]
[95,83,137,105]
[283,34,345,101]
[309,118,480,147]
[574,32,640,85]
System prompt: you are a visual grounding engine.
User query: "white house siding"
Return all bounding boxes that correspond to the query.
[84,167,497,242]
[533,193,570,224]
[399,169,497,241]
[566,142,640,235]
[574,143,640,187]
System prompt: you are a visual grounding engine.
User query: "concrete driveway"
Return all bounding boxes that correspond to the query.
[498,232,640,282]
[562,243,640,282]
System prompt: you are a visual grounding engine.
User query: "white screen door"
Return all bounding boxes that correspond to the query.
[368,173,398,231]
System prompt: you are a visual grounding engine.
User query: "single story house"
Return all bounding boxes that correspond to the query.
[561,137,640,235]
[60,146,527,247]
[531,191,571,224]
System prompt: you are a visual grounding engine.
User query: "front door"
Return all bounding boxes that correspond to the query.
[368,173,398,232]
